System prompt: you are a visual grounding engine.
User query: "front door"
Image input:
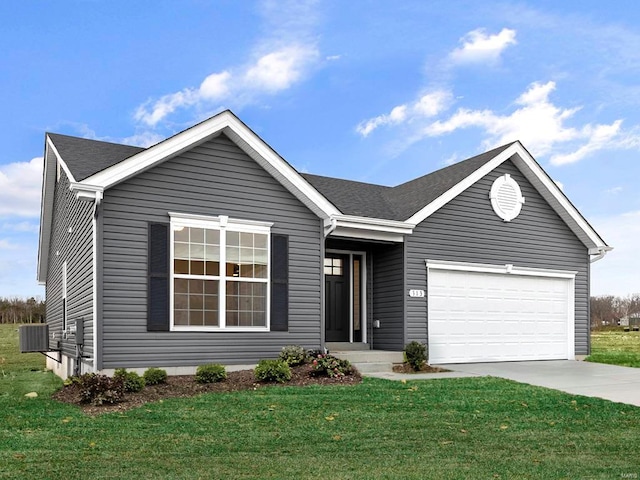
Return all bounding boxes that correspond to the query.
[325,254,350,342]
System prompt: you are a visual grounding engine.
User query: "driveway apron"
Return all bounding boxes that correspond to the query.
[438,360,640,407]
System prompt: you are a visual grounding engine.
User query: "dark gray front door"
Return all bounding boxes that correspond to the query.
[325,254,350,342]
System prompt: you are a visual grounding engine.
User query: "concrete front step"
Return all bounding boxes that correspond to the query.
[332,350,404,372]
[332,350,404,364]
[352,362,396,373]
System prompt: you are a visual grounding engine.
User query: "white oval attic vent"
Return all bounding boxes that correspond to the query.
[489,174,525,222]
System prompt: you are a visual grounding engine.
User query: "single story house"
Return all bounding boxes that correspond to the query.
[37,110,611,378]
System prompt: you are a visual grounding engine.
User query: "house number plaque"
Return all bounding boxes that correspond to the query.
[409,289,425,298]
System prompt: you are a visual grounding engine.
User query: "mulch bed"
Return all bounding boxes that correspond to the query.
[52,364,362,415]
[392,363,450,374]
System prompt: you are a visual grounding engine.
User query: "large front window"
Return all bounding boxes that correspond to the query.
[170,213,271,330]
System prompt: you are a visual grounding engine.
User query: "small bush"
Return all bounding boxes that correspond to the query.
[309,353,353,378]
[254,359,292,383]
[75,373,125,406]
[404,341,427,371]
[305,349,325,362]
[113,368,145,393]
[143,368,168,385]
[279,345,306,366]
[195,364,227,384]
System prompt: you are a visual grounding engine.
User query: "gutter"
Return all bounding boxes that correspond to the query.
[589,246,613,264]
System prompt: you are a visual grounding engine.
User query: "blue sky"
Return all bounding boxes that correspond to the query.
[1,0,638,299]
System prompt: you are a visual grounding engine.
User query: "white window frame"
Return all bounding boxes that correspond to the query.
[169,212,272,332]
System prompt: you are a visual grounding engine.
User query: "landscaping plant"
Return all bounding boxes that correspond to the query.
[309,353,353,377]
[113,368,145,392]
[143,367,168,385]
[254,359,292,383]
[404,341,427,371]
[279,345,307,366]
[195,364,227,384]
[75,373,125,406]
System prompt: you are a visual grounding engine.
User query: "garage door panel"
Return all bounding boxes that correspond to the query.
[428,268,572,364]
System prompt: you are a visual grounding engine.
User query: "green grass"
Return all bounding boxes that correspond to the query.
[2,324,640,479]
[586,330,640,367]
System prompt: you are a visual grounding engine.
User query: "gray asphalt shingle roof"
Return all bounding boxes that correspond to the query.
[48,133,145,181]
[48,132,514,221]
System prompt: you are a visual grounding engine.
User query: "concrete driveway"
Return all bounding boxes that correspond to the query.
[438,360,640,407]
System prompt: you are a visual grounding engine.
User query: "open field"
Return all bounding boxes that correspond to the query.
[587,330,640,368]
[1,324,640,479]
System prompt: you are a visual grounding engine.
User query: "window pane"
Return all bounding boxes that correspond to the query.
[205,245,220,261]
[190,228,204,244]
[190,294,203,310]
[174,242,189,259]
[174,227,189,242]
[189,279,204,294]
[189,310,204,326]
[254,264,267,279]
[240,232,254,247]
[239,264,254,278]
[205,229,219,245]
[254,234,267,249]
[190,243,205,260]
[204,294,218,310]
[175,259,189,274]
[174,278,189,293]
[204,310,218,326]
[227,246,240,264]
[226,281,266,328]
[191,260,205,275]
[175,294,188,310]
[227,231,239,247]
[205,261,220,276]
[226,311,239,327]
[174,310,188,325]
[204,280,218,295]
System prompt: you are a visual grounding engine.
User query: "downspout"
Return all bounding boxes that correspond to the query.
[89,190,103,372]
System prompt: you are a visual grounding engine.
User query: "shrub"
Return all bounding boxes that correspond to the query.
[309,353,353,378]
[113,368,145,393]
[404,341,427,371]
[143,368,168,385]
[75,373,124,406]
[195,364,227,384]
[254,359,292,383]
[279,345,306,366]
[305,349,325,362]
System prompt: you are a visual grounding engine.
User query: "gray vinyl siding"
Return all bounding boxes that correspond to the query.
[372,243,405,350]
[405,159,590,354]
[100,134,322,368]
[44,165,94,361]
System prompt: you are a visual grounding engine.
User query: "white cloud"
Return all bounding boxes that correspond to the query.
[326,54,342,61]
[449,28,517,65]
[591,210,640,296]
[421,81,628,163]
[357,90,453,137]
[0,158,42,218]
[245,45,319,93]
[605,186,623,195]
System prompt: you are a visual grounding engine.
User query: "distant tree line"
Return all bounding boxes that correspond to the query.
[591,293,640,328]
[0,297,45,324]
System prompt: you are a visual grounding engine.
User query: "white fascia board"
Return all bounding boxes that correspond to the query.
[221,118,340,220]
[407,142,609,251]
[407,144,520,225]
[81,110,340,220]
[426,259,578,279]
[46,136,77,184]
[328,215,413,242]
[37,144,54,284]
[331,227,405,243]
[508,145,609,250]
[334,215,414,234]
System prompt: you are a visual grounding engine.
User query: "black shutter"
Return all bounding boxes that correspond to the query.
[147,223,170,331]
[270,234,289,331]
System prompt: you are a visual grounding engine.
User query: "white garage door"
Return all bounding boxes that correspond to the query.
[428,264,575,364]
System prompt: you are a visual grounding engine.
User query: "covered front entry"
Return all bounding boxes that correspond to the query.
[324,251,366,343]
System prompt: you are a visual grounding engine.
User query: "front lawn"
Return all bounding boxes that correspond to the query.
[586,330,640,367]
[2,324,640,479]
